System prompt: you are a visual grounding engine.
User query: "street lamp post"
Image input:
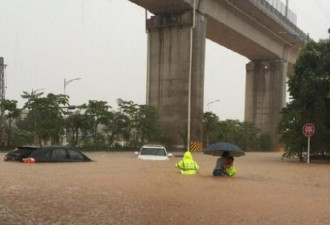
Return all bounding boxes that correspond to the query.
[64,78,81,95]
[63,78,81,146]
[207,99,220,112]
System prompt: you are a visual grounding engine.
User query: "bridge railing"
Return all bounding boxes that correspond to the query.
[251,0,296,25]
[266,0,296,25]
[250,0,307,41]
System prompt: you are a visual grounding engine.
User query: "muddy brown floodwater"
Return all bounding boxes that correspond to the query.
[1,152,330,225]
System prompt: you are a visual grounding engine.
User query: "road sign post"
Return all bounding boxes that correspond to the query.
[302,123,315,164]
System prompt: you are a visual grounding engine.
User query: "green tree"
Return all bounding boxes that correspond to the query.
[117,99,139,145]
[116,99,162,147]
[66,110,89,146]
[278,104,307,160]
[84,100,112,148]
[218,120,241,144]
[203,117,267,151]
[21,92,68,147]
[0,99,21,147]
[15,115,34,145]
[279,33,330,159]
[203,112,220,146]
[135,105,162,144]
[104,111,130,147]
[117,98,139,120]
[237,121,259,151]
[12,127,33,146]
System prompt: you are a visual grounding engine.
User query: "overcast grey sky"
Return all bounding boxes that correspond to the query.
[1,0,330,121]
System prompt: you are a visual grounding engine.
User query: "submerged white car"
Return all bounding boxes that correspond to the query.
[135,145,172,160]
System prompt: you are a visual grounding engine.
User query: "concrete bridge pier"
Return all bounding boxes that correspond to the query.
[245,59,288,144]
[146,11,207,149]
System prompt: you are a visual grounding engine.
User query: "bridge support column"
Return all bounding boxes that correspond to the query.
[245,59,287,144]
[146,11,207,149]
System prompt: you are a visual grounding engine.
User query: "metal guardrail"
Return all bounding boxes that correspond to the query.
[266,0,296,25]
[251,0,296,25]
[250,0,308,41]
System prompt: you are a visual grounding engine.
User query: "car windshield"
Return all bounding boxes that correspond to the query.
[140,148,166,156]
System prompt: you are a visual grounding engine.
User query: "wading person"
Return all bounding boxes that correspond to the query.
[175,151,199,175]
[222,156,236,177]
[212,151,229,176]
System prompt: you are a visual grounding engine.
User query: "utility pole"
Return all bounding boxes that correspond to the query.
[0,57,5,101]
[0,57,6,149]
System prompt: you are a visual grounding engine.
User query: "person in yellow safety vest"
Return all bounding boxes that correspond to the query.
[222,156,236,177]
[175,151,199,175]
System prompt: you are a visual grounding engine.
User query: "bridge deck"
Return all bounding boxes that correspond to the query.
[129,0,306,64]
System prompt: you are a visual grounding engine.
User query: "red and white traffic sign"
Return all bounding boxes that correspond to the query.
[302,123,315,137]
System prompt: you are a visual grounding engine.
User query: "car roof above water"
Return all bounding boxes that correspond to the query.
[141,144,166,148]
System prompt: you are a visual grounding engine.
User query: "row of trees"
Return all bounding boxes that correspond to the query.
[0,91,163,150]
[278,31,330,161]
[0,89,273,151]
[203,112,272,151]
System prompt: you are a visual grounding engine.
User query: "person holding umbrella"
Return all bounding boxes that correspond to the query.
[212,151,229,176]
[204,142,244,177]
[213,153,236,177]
[175,151,199,175]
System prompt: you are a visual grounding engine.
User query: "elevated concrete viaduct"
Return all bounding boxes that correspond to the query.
[129,0,307,149]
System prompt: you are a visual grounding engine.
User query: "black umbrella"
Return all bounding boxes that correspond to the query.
[203,142,245,157]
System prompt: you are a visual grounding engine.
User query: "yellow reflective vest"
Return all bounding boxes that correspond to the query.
[224,165,236,177]
[175,151,199,175]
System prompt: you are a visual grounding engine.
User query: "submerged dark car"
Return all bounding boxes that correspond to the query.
[4,146,91,163]
[4,146,39,162]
